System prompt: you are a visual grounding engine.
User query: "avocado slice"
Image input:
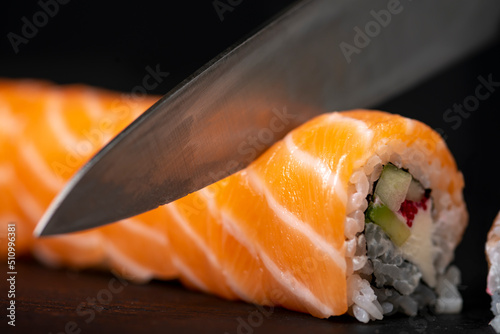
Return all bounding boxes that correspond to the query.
[366,203,411,246]
[374,164,412,212]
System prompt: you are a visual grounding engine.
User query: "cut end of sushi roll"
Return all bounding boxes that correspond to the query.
[341,112,467,322]
[486,212,500,332]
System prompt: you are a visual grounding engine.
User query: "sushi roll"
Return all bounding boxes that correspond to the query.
[0,80,468,322]
[486,212,500,331]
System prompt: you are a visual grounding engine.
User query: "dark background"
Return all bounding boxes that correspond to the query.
[0,1,298,93]
[1,1,500,333]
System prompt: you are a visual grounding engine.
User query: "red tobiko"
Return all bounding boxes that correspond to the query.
[399,195,429,227]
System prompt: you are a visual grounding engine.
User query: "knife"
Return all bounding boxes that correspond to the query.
[35,0,500,236]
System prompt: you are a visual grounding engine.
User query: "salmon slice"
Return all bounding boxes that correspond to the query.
[0,79,467,320]
[0,79,163,270]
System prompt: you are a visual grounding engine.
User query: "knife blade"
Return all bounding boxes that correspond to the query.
[35,0,500,236]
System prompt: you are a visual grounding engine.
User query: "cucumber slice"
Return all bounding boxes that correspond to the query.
[374,164,412,211]
[406,178,425,202]
[366,203,410,246]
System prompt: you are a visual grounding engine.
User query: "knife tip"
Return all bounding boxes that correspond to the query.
[33,212,52,237]
[33,187,67,237]
[33,169,83,237]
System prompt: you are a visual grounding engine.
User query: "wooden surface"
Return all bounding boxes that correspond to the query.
[0,259,495,334]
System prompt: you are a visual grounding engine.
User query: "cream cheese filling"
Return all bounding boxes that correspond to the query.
[400,199,437,287]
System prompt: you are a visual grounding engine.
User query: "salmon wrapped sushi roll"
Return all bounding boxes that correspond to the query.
[0,80,468,322]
